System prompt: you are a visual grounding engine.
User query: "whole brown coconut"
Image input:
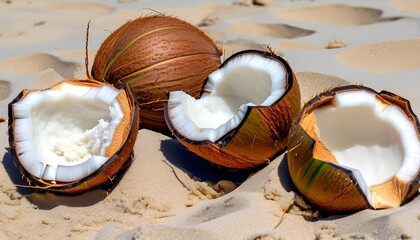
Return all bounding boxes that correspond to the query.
[92,15,222,132]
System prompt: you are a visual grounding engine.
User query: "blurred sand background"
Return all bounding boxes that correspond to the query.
[0,0,420,239]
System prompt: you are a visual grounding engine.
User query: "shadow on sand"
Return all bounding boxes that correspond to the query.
[2,148,132,210]
[160,139,257,184]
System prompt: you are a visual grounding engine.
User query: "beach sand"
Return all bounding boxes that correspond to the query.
[0,0,419,239]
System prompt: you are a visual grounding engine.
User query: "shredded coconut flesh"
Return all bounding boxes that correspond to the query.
[167,53,287,142]
[12,83,124,182]
[314,90,420,206]
[52,119,112,163]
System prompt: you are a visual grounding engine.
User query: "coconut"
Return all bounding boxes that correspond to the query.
[8,79,139,193]
[91,15,222,132]
[164,50,301,169]
[287,85,420,212]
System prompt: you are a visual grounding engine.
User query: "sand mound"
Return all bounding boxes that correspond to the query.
[158,4,221,26]
[25,68,66,90]
[228,23,315,39]
[393,0,420,14]
[216,39,268,58]
[336,38,420,74]
[295,72,350,103]
[198,5,265,26]
[274,4,383,25]
[0,53,80,78]
[114,159,299,240]
[277,39,320,51]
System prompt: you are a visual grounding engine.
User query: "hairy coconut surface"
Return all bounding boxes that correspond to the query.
[287,85,420,212]
[92,15,222,132]
[8,79,139,193]
[165,50,301,169]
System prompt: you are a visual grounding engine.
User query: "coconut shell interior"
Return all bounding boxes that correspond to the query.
[288,119,370,212]
[166,50,301,169]
[287,85,420,212]
[8,79,139,194]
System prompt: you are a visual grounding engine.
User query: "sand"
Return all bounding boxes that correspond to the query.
[336,38,420,74]
[273,4,383,26]
[0,0,419,239]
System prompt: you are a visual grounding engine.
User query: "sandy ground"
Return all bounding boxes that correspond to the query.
[0,0,419,239]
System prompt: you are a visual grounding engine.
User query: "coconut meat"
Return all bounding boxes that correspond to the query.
[314,90,420,205]
[12,83,124,182]
[168,53,287,142]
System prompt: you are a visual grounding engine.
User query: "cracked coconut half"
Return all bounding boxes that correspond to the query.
[287,85,420,212]
[8,79,139,193]
[165,50,301,169]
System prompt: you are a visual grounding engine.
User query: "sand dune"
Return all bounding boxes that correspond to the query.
[158,4,222,26]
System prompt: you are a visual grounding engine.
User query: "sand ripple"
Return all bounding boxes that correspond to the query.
[0,53,80,78]
[274,4,383,26]
[336,39,420,74]
[198,5,265,26]
[228,23,315,39]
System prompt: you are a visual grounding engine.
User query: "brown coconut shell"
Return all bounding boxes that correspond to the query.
[91,15,222,132]
[287,85,420,212]
[8,79,139,194]
[165,50,301,169]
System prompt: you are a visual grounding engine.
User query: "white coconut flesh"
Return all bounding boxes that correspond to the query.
[168,53,287,142]
[12,83,124,182]
[314,90,420,206]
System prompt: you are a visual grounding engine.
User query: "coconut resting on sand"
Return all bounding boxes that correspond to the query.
[1,0,420,239]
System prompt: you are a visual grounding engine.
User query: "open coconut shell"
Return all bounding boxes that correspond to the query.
[91,15,222,132]
[287,85,420,212]
[8,79,139,194]
[165,50,301,169]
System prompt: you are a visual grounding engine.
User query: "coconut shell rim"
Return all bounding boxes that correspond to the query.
[164,49,297,147]
[288,84,420,210]
[8,82,139,193]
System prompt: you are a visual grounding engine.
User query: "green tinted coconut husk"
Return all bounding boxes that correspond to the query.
[287,85,420,212]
